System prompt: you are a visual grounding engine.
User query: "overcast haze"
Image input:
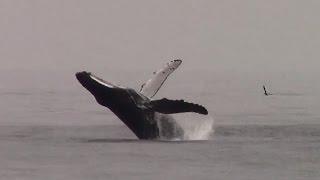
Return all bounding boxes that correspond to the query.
[1,0,320,88]
[1,1,320,125]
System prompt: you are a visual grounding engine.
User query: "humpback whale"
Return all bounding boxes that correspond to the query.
[76,60,208,139]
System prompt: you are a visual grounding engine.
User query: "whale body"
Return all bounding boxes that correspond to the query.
[76,60,208,139]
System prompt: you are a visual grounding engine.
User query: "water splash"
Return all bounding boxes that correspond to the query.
[155,112,214,141]
[174,113,214,140]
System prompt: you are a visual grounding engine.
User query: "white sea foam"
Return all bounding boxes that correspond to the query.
[155,112,214,141]
[174,113,214,140]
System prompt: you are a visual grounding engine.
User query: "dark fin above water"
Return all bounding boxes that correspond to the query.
[263,85,272,96]
[150,98,208,115]
[263,85,268,96]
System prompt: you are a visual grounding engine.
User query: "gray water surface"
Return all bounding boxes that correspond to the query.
[0,124,319,180]
[0,85,320,180]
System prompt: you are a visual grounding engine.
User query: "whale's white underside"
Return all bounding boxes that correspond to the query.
[89,75,115,88]
[140,60,182,98]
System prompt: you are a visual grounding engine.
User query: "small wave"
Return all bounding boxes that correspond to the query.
[272,92,303,96]
[214,124,320,138]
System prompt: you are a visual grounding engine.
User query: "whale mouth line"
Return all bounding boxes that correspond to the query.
[89,74,115,88]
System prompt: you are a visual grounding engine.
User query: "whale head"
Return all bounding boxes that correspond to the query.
[75,71,122,107]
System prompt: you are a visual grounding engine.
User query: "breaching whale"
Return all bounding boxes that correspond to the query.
[76,60,208,139]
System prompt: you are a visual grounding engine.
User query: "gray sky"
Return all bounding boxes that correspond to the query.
[0,0,320,89]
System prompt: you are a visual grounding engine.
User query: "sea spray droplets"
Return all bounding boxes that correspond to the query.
[182,116,214,140]
[154,112,214,140]
[173,113,214,140]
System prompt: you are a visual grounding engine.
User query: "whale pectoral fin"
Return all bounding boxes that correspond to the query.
[140,60,182,98]
[150,98,208,115]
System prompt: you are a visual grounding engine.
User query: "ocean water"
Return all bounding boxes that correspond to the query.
[0,78,320,180]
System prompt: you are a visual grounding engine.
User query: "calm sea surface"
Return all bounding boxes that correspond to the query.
[0,80,320,180]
